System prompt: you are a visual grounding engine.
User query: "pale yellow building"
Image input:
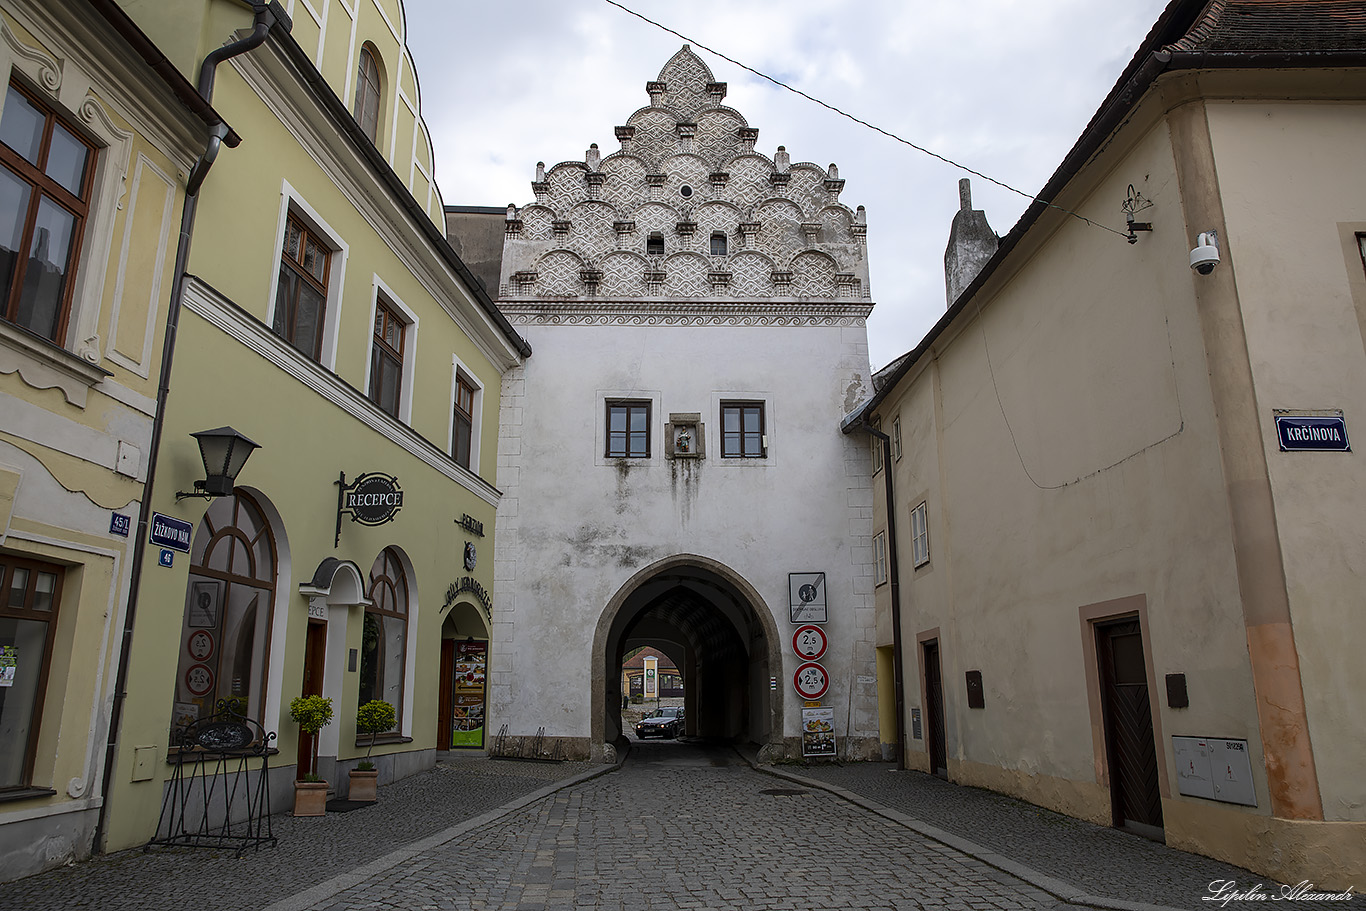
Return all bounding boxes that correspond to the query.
[87,0,527,859]
[847,0,1366,890]
[0,0,236,879]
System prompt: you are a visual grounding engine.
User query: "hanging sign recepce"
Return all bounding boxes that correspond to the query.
[335,471,404,546]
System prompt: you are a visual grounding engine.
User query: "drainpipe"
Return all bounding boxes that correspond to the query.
[94,1,290,852]
[856,421,906,770]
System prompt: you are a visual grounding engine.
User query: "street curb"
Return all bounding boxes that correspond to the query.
[744,756,1186,911]
[263,754,626,911]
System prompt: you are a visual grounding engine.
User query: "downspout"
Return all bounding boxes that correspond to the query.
[856,420,906,771]
[94,1,290,852]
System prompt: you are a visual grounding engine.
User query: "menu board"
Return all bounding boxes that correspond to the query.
[450,640,487,748]
[801,706,835,757]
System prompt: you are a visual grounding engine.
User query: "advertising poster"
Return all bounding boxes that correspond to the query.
[0,646,15,687]
[450,640,487,748]
[802,706,835,757]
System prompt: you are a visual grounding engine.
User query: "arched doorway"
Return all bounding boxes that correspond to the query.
[439,600,490,750]
[591,555,782,755]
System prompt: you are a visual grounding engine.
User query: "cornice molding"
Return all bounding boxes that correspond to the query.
[227,44,524,371]
[501,299,872,327]
[182,276,501,508]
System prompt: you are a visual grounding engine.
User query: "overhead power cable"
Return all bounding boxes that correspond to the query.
[603,0,1131,241]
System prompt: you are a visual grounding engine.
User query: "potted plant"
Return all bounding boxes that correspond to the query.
[289,694,333,816]
[350,699,395,802]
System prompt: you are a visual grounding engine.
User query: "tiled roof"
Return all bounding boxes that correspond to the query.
[1168,0,1366,53]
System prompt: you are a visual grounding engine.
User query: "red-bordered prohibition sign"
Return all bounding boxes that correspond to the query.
[791,625,828,661]
[793,661,830,700]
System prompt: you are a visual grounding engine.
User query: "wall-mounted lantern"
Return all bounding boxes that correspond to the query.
[176,426,260,500]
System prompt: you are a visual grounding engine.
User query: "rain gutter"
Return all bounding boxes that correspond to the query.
[93,1,291,853]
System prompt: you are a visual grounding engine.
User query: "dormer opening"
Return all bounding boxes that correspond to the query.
[647,233,665,255]
[710,232,727,256]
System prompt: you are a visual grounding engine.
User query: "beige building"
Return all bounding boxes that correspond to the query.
[845,0,1366,890]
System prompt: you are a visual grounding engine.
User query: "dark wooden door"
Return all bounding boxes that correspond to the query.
[437,638,455,749]
[296,620,327,777]
[923,640,947,777]
[1097,619,1164,837]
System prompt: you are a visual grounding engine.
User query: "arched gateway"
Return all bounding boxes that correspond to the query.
[592,555,783,751]
[482,44,880,765]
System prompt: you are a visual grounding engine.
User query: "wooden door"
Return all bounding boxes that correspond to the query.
[923,640,947,777]
[295,620,327,777]
[437,638,455,749]
[1097,619,1164,837]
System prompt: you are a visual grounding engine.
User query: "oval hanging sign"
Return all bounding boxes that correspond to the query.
[793,661,830,701]
[792,625,828,661]
[343,472,404,525]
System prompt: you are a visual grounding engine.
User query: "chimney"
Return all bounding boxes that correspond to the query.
[943,178,999,307]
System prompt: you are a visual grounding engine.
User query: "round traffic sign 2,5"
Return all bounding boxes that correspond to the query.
[793,661,830,700]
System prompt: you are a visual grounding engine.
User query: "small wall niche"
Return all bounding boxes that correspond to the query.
[665,413,704,459]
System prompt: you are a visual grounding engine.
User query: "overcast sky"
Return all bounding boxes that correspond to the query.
[403,0,1170,371]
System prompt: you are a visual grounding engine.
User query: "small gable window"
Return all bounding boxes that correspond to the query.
[355,44,383,143]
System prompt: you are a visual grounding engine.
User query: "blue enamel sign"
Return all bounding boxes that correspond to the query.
[150,512,193,552]
[1275,414,1349,452]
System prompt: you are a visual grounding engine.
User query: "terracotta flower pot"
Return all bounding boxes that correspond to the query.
[293,780,328,816]
[348,768,378,802]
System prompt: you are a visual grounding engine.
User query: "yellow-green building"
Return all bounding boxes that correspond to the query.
[92,0,528,856]
[0,0,236,879]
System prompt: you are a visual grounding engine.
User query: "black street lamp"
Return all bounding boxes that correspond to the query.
[176,426,260,500]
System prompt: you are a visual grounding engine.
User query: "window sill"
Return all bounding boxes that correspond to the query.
[0,320,112,408]
[354,734,413,749]
[0,786,58,803]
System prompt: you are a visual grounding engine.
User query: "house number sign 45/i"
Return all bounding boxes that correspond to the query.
[792,625,828,661]
[793,662,830,701]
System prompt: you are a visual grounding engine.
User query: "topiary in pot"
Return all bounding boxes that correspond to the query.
[350,700,394,802]
[289,695,334,816]
[289,695,333,781]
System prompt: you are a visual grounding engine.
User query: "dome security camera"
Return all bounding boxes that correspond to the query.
[1190,232,1220,275]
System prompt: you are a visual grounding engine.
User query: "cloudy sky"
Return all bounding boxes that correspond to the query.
[403,0,1169,371]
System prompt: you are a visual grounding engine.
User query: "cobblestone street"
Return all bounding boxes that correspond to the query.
[5,740,1339,911]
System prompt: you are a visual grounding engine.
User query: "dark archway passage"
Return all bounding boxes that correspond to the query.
[591,555,782,755]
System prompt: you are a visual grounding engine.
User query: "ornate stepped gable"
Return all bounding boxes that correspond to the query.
[499,46,873,326]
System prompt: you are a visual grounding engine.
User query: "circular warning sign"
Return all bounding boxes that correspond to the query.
[791,625,828,661]
[793,661,830,700]
[185,663,215,697]
[187,630,215,661]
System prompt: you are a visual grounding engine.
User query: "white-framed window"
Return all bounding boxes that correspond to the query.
[871,416,884,474]
[448,355,483,474]
[354,43,383,144]
[266,182,348,370]
[911,501,929,568]
[360,548,408,726]
[892,415,902,461]
[363,277,418,423]
[873,531,887,586]
[0,40,135,371]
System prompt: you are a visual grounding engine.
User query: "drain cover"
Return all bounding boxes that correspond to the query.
[759,788,809,796]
